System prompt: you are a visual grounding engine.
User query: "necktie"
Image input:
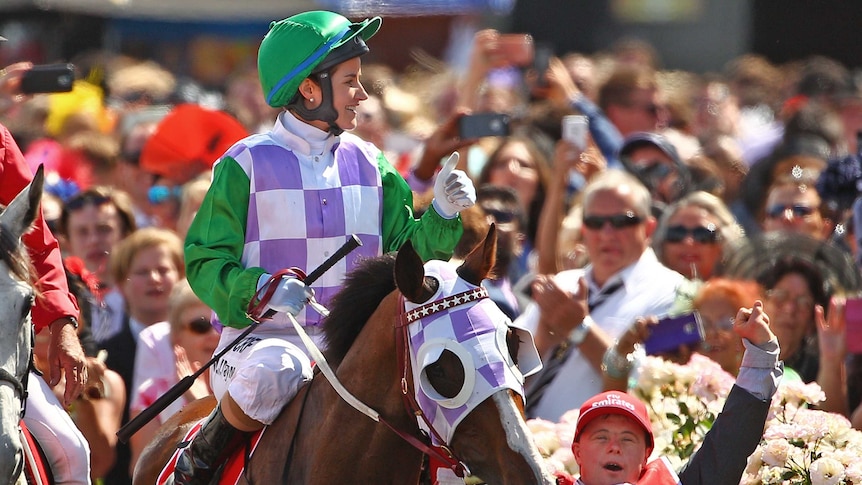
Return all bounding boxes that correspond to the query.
[525,280,623,416]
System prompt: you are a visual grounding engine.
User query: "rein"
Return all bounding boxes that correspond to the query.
[0,369,25,405]
[268,281,484,478]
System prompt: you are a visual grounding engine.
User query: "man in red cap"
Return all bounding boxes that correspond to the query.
[564,300,781,485]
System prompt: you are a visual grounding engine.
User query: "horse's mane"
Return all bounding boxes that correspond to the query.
[322,253,397,365]
[0,224,33,285]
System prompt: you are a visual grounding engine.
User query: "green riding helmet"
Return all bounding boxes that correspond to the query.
[258,10,381,109]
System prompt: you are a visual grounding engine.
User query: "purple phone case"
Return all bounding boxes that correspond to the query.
[643,312,705,355]
[845,298,862,354]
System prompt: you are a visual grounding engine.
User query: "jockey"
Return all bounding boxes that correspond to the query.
[177,10,475,484]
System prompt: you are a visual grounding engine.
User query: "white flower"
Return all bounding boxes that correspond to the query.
[761,438,791,467]
[536,352,862,485]
[809,456,845,485]
[550,446,577,475]
[845,458,862,483]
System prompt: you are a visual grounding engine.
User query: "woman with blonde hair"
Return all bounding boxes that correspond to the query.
[652,190,743,281]
[100,227,184,483]
[128,279,218,472]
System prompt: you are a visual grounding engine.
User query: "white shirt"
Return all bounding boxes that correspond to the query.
[516,249,685,421]
[130,321,173,407]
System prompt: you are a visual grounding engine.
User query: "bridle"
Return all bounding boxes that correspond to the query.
[269,278,489,479]
[0,307,33,421]
[392,287,491,478]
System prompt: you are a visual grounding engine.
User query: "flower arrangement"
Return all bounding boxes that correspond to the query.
[527,353,862,484]
[743,380,862,484]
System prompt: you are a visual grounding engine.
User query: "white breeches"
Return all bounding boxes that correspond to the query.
[210,334,313,425]
[23,372,91,485]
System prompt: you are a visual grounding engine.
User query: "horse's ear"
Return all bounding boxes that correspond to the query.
[395,240,436,303]
[457,223,496,286]
[0,164,44,241]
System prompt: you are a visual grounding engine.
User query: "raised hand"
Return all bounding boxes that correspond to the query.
[732,300,776,347]
[432,152,476,218]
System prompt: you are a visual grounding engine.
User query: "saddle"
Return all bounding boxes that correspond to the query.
[20,420,53,485]
[156,385,310,485]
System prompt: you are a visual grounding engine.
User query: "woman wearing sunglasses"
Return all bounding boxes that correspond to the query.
[128,279,218,472]
[652,190,743,281]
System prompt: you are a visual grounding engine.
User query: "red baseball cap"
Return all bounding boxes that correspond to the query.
[573,391,654,455]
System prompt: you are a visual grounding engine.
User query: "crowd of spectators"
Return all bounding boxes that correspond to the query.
[2,22,862,484]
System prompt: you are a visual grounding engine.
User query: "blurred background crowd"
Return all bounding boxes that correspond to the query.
[2,1,862,483]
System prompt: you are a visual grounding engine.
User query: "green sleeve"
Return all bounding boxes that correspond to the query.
[378,153,463,261]
[184,157,264,328]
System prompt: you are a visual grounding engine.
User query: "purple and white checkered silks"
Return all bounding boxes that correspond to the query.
[404,260,542,446]
[232,135,384,328]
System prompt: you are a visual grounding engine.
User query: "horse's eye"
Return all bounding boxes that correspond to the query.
[425,349,465,399]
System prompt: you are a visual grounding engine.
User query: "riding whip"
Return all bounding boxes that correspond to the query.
[117,234,362,443]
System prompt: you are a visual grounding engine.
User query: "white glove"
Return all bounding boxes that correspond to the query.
[258,273,314,316]
[432,152,476,219]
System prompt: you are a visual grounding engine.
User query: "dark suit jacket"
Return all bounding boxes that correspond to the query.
[100,315,136,485]
[678,384,769,485]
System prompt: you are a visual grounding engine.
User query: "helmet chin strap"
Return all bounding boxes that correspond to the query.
[288,72,344,136]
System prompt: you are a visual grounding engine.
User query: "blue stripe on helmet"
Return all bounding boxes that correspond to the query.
[266,26,351,105]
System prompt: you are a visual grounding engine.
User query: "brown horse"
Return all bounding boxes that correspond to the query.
[134,226,554,484]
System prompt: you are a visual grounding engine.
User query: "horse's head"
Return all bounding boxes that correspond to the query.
[0,165,42,485]
[395,225,554,484]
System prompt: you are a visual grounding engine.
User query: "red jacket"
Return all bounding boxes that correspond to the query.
[0,123,79,332]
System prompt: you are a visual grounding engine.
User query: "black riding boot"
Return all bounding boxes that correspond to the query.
[173,404,250,485]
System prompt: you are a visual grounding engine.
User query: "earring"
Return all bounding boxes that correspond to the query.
[309,97,315,103]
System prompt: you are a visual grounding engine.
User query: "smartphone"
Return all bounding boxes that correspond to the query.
[562,115,589,150]
[845,297,862,353]
[533,43,553,87]
[20,64,75,94]
[643,312,705,355]
[458,113,511,139]
[496,34,534,68]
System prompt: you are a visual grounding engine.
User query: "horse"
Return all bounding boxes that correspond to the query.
[0,167,43,485]
[135,225,555,484]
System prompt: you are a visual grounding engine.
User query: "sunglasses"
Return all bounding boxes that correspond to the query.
[184,316,213,335]
[700,314,735,332]
[583,211,644,230]
[65,193,112,211]
[665,224,720,244]
[766,289,814,309]
[627,102,661,117]
[631,161,673,180]
[482,207,518,224]
[765,204,816,219]
[148,185,183,205]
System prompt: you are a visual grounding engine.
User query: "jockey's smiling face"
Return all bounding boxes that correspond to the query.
[305,56,368,133]
[572,414,650,485]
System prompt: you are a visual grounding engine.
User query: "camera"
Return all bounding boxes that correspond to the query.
[20,64,75,94]
[643,312,705,355]
[532,43,553,88]
[458,113,511,139]
[845,297,862,353]
[494,34,534,68]
[562,115,589,150]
